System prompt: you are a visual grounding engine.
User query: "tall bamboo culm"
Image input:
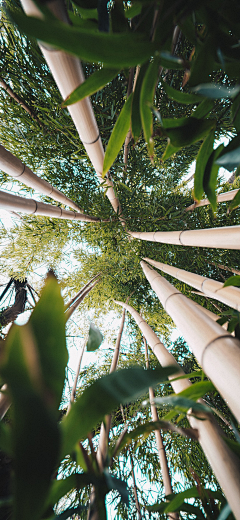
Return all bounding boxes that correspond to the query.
[20,0,124,223]
[185,189,239,211]
[0,190,101,222]
[115,300,240,520]
[128,225,240,249]
[140,261,240,423]
[144,257,240,311]
[0,145,83,212]
[143,337,178,520]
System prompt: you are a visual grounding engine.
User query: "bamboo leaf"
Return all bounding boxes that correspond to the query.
[140,55,161,158]
[104,471,129,506]
[152,395,211,414]
[162,118,215,161]
[194,128,215,201]
[192,83,240,99]
[164,487,200,513]
[162,82,204,104]
[62,68,119,107]
[228,189,240,212]
[60,365,178,457]
[10,11,156,68]
[159,51,186,70]
[192,98,215,119]
[131,62,149,142]
[223,275,240,287]
[203,143,225,211]
[176,380,215,400]
[103,93,133,175]
[86,322,103,351]
[215,146,240,171]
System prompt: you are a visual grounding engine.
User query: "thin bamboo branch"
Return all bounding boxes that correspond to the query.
[144,338,178,520]
[65,280,99,321]
[20,0,125,224]
[115,297,240,520]
[209,262,240,276]
[130,452,142,520]
[185,189,239,212]
[65,273,101,310]
[0,190,101,222]
[128,225,240,249]
[143,257,240,312]
[0,76,42,125]
[0,145,83,212]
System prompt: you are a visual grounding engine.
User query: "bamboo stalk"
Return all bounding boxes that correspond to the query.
[0,145,83,212]
[185,190,239,212]
[128,225,240,249]
[143,257,240,311]
[20,0,124,223]
[144,338,178,520]
[115,298,240,520]
[65,281,99,321]
[140,261,240,423]
[65,273,101,310]
[0,190,101,222]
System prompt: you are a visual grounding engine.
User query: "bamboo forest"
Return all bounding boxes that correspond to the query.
[0,0,240,519]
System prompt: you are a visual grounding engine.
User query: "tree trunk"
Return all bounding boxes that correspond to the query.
[0,279,27,327]
[128,225,240,249]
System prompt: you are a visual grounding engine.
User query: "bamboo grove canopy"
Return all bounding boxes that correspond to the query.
[0,0,240,519]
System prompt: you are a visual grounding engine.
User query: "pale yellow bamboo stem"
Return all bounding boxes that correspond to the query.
[20,0,124,223]
[65,273,101,310]
[65,281,98,321]
[143,257,240,311]
[67,336,88,414]
[0,145,83,212]
[185,189,239,212]
[0,190,100,222]
[128,225,240,249]
[116,297,240,520]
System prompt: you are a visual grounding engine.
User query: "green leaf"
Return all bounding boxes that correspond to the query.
[162,118,215,160]
[162,82,204,105]
[203,143,225,211]
[152,395,211,415]
[10,11,157,68]
[103,93,133,175]
[217,503,231,520]
[86,322,103,351]
[140,55,161,158]
[60,365,178,457]
[228,189,240,212]
[192,98,215,119]
[159,51,186,70]
[194,128,215,201]
[215,147,240,171]
[124,3,142,19]
[191,83,240,99]
[223,275,240,287]
[73,7,98,20]
[231,91,240,132]
[104,471,129,506]
[62,68,119,107]
[164,487,200,513]
[176,380,215,400]
[131,62,149,142]
[47,473,95,508]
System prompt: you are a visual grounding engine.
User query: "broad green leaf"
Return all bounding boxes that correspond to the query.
[215,147,240,171]
[176,380,215,400]
[159,51,186,70]
[131,62,149,142]
[10,11,157,68]
[203,143,225,211]
[62,68,118,107]
[162,82,204,104]
[103,93,133,175]
[104,471,129,506]
[192,98,215,119]
[192,83,240,99]
[150,501,205,518]
[86,322,103,351]
[140,55,161,158]
[60,365,178,457]
[124,3,142,18]
[194,128,215,201]
[152,395,211,415]
[164,487,200,513]
[73,7,98,19]
[188,36,217,87]
[223,275,240,287]
[28,273,68,412]
[170,370,203,382]
[228,189,240,212]
[1,324,60,520]
[227,317,239,334]
[162,118,215,160]
[47,473,96,508]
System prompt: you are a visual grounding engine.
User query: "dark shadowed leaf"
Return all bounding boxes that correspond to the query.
[159,51,186,70]
[192,98,215,119]
[194,128,215,201]
[86,322,103,351]
[191,83,240,99]
[103,93,133,175]
[203,143,225,211]
[131,62,148,142]
[104,471,129,505]
[162,82,204,104]
[215,147,240,171]
[62,68,119,107]
[140,55,161,158]
[162,118,214,160]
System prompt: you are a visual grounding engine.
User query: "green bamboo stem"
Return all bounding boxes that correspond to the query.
[116,297,240,520]
[128,225,240,249]
[0,190,101,222]
[143,257,240,312]
[0,145,82,212]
